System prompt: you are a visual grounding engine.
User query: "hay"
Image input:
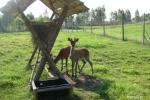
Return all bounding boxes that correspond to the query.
[41,0,89,16]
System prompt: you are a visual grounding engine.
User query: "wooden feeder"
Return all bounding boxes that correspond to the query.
[0,0,88,99]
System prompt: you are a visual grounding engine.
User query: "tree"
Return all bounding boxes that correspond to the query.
[0,15,4,32]
[110,9,123,24]
[67,15,74,29]
[135,10,141,22]
[83,11,90,25]
[26,12,34,21]
[141,13,150,21]
[110,11,118,21]
[14,17,25,31]
[95,6,106,25]
[75,14,82,26]
[0,15,14,32]
[118,9,123,21]
[125,10,131,22]
[36,15,45,22]
[90,9,96,25]
[43,9,49,21]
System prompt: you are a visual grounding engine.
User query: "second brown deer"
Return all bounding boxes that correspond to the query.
[68,38,93,78]
[54,46,71,74]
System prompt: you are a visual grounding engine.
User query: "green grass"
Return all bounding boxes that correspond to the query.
[0,31,150,100]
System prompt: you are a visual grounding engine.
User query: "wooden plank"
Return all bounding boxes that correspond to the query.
[45,67,55,78]
[64,74,76,85]
[26,46,38,69]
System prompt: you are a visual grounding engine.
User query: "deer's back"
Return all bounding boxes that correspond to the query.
[75,48,89,58]
[58,46,71,59]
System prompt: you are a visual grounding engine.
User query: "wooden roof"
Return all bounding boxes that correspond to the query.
[0,0,88,17]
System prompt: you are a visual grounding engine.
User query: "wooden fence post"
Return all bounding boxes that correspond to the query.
[90,20,93,33]
[142,13,145,44]
[121,11,125,41]
[103,18,106,36]
[72,22,73,32]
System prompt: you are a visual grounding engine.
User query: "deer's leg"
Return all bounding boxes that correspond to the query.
[75,61,78,78]
[66,58,68,74]
[61,59,63,71]
[80,59,86,73]
[72,60,75,77]
[75,62,77,78]
[77,62,81,73]
[86,57,93,74]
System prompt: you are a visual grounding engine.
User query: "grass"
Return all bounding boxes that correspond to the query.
[0,31,150,100]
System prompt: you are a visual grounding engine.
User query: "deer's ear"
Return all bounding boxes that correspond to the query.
[76,38,79,42]
[68,38,70,41]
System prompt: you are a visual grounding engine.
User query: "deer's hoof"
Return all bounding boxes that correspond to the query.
[72,74,74,77]
[75,76,77,78]
[66,71,69,75]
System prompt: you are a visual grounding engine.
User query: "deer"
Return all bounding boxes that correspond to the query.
[68,38,93,78]
[54,46,71,74]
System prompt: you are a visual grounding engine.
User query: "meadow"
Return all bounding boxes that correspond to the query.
[0,31,150,100]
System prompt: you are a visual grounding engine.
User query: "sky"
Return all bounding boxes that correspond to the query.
[0,0,150,20]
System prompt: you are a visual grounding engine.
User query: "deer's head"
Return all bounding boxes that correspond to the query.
[68,38,79,47]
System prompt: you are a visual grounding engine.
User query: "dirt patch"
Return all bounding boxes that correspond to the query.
[73,74,101,90]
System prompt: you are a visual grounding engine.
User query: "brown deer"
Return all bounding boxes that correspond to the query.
[54,46,71,74]
[68,38,93,78]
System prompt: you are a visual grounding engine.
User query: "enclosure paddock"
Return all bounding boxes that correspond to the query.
[0,0,88,99]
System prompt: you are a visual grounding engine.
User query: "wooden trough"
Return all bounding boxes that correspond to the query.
[32,79,72,100]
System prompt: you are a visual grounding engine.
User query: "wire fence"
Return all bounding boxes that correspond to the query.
[61,14,150,45]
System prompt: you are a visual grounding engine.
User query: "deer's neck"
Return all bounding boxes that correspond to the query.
[70,46,76,57]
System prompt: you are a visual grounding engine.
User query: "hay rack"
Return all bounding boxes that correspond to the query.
[0,0,88,99]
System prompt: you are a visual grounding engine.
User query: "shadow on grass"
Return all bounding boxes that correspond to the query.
[69,94,82,100]
[0,80,15,89]
[78,44,107,49]
[74,74,113,100]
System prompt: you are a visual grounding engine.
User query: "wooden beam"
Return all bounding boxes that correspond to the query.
[48,0,55,13]
[26,46,38,69]
[50,12,55,20]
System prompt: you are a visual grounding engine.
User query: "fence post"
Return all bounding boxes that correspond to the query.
[90,20,93,33]
[72,22,73,32]
[103,18,106,36]
[84,20,86,32]
[121,11,125,41]
[83,25,84,32]
[142,13,145,44]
